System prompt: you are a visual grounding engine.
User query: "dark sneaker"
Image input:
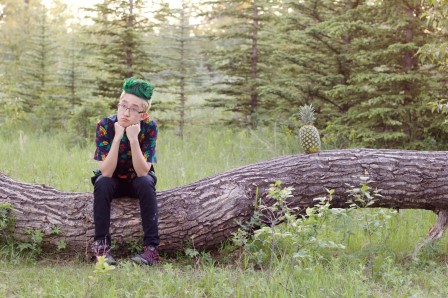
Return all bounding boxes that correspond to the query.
[92,241,116,265]
[131,246,160,265]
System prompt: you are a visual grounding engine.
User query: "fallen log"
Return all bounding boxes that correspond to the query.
[1,148,448,254]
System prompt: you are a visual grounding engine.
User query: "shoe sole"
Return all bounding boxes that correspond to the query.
[106,260,117,265]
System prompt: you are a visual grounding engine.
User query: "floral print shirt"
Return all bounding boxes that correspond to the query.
[94,115,158,181]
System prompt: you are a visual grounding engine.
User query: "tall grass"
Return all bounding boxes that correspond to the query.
[1,126,448,297]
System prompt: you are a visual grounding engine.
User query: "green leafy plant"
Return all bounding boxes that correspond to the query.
[234,181,346,269]
[93,256,116,274]
[127,239,144,254]
[185,240,215,269]
[0,97,27,131]
[0,203,14,241]
[50,226,61,235]
[18,229,44,258]
[185,247,200,259]
[56,240,66,251]
[48,226,66,251]
[88,255,116,283]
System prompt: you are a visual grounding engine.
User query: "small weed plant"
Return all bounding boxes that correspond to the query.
[88,255,116,285]
[185,238,215,269]
[0,203,14,241]
[50,225,67,251]
[92,256,116,276]
[18,229,45,258]
[345,174,397,279]
[17,224,67,258]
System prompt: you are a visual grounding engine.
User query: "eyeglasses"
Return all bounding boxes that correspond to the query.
[117,103,145,115]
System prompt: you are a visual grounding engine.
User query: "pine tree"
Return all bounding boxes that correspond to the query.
[151,0,206,137]
[324,1,448,149]
[266,0,448,149]
[0,0,36,102]
[202,0,278,127]
[0,0,30,129]
[46,1,93,108]
[418,0,448,116]
[264,0,362,129]
[57,27,94,108]
[419,0,448,68]
[0,0,73,130]
[84,0,154,100]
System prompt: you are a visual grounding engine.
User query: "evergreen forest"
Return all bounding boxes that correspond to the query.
[0,0,447,149]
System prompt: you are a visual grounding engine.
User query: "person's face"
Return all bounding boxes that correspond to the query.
[117,93,147,127]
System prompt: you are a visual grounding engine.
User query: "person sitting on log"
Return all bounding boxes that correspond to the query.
[91,77,160,265]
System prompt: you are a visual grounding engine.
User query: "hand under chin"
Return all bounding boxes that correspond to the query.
[118,120,137,128]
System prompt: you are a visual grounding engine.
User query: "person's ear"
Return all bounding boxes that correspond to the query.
[140,112,148,120]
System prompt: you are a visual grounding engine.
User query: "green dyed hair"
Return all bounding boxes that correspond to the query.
[122,77,154,100]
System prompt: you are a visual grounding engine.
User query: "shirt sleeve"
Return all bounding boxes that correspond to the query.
[141,120,158,163]
[94,119,112,161]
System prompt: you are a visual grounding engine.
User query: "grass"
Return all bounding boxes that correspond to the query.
[0,126,298,192]
[1,256,448,297]
[1,126,448,297]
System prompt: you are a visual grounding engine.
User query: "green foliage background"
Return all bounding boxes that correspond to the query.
[0,0,447,149]
[2,0,448,296]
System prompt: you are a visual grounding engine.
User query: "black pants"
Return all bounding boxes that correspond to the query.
[93,174,160,247]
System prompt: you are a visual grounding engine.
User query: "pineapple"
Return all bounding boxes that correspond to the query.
[299,104,321,154]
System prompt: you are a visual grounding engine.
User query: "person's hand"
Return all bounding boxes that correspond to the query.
[126,123,141,142]
[114,122,125,140]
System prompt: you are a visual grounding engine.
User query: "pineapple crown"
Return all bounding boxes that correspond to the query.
[299,104,316,126]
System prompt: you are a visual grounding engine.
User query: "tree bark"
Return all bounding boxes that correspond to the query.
[1,148,448,254]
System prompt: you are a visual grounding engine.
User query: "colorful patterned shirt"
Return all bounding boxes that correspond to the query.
[94,115,158,181]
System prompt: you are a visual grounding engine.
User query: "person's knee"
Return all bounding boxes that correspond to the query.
[94,175,115,192]
[133,174,156,190]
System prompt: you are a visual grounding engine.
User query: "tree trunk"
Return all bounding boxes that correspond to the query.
[178,1,187,139]
[126,0,134,71]
[249,3,258,127]
[1,149,448,254]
